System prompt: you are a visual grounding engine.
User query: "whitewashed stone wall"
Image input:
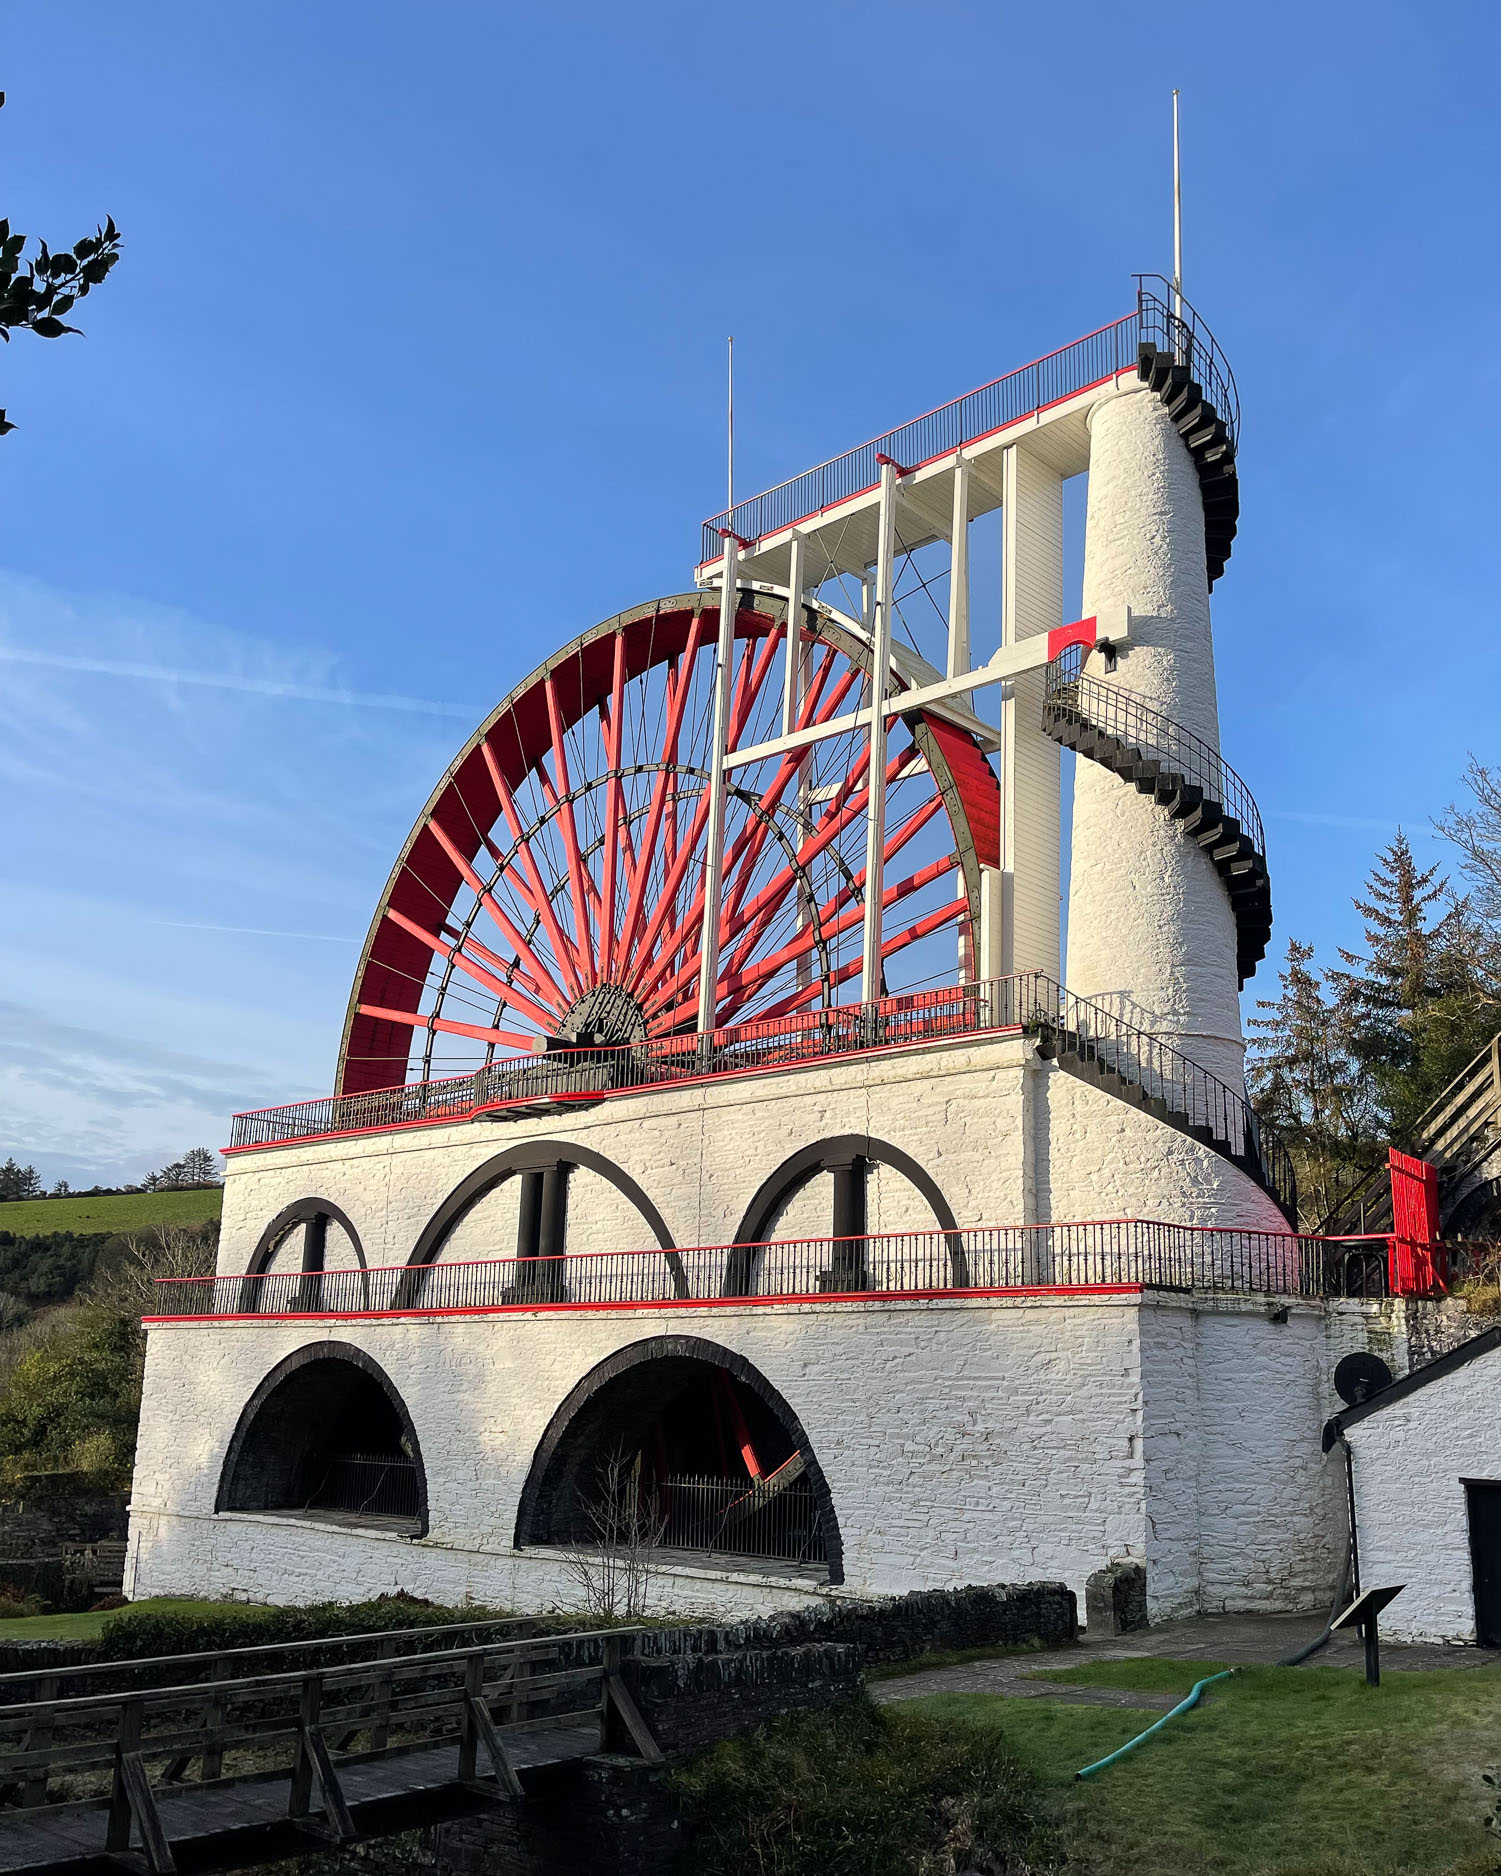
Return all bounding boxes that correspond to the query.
[1066,384,1247,1092]
[1138,1298,1345,1618]
[1343,1340,1501,1642]
[213,1031,1288,1285]
[128,1291,1390,1622]
[130,1296,1148,1616]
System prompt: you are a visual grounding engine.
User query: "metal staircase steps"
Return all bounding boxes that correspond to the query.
[1138,341,1240,586]
[1042,675,1273,986]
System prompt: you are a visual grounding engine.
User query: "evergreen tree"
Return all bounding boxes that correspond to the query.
[178,1147,222,1187]
[1247,939,1375,1227]
[1330,832,1500,1138]
[0,1159,42,1202]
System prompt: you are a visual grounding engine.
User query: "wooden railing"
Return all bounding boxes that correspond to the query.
[0,1626,658,1873]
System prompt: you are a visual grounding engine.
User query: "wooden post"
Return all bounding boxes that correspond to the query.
[288,1677,319,1820]
[21,1672,56,1807]
[201,1653,229,1781]
[457,1653,483,1784]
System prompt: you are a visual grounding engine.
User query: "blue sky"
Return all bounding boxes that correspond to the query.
[0,1,1494,1185]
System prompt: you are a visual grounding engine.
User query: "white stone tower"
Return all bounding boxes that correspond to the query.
[1064,382,1246,1092]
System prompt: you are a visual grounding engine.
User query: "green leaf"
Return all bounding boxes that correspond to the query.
[73,235,98,260]
[51,294,75,317]
[80,258,109,285]
[0,416,14,436]
[47,253,76,277]
[31,316,78,338]
[104,215,118,240]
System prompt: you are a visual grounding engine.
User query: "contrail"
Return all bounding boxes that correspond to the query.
[0,645,475,717]
[152,921,360,943]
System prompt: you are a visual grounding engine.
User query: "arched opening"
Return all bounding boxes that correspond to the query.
[728,1134,966,1295]
[396,1141,682,1306]
[238,1200,367,1313]
[217,1344,427,1534]
[516,1336,841,1581]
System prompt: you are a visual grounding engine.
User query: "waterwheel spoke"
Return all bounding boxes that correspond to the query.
[544,674,599,983]
[481,741,588,1002]
[617,626,707,962]
[422,819,573,1016]
[598,631,628,980]
[752,898,967,1024]
[356,1002,540,1054]
[382,905,564,1031]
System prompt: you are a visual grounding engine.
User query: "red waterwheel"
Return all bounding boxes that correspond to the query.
[337,591,1000,1094]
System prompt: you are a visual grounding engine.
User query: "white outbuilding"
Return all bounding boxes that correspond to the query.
[1326,1326,1501,1646]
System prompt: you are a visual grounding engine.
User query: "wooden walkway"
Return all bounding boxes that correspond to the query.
[0,1721,602,1873]
[0,1622,659,1875]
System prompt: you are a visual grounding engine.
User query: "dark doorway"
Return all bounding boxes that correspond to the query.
[218,1348,426,1533]
[1466,1480,1501,1646]
[517,1340,838,1575]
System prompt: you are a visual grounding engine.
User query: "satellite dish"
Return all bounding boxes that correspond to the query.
[1334,1351,1393,1406]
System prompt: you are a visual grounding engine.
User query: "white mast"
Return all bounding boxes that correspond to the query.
[727,335,734,514]
[1172,90,1183,325]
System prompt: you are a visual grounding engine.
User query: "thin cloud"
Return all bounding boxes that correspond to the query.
[1266,809,1403,832]
[151,920,360,943]
[0,645,475,718]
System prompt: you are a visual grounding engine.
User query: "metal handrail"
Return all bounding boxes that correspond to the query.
[1133,274,1241,448]
[151,1215,1336,1321]
[698,279,1238,564]
[229,974,1291,1216]
[1043,649,1265,857]
[698,312,1140,562]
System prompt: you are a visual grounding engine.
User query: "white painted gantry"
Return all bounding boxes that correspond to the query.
[689,311,1148,1029]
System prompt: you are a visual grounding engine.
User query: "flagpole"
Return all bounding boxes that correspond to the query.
[727,335,734,515]
[1172,90,1183,328]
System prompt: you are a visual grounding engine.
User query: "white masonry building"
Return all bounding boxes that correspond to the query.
[127,280,1451,1627]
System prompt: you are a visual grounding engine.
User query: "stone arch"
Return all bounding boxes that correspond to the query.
[728,1134,967,1293]
[514,1334,842,1581]
[215,1342,427,1534]
[238,1199,368,1313]
[398,1140,682,1307]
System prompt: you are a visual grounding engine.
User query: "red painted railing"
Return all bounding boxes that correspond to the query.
[148,1217,1342,1322]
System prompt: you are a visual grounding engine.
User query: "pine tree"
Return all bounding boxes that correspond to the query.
[0,1159,42,1202]
[179,1148,222,1187]
[1247,939,1375,1226]
[1331,832,1501,1138]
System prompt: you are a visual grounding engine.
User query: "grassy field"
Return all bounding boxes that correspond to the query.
[909,1656,1501,1876]
[0,1188,222,1236]
[0,1598,245,1641]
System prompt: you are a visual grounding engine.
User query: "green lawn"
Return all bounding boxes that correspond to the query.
[0,1599,238,1641]
[0,1189,222,1236]
[907,1657,1501,1876]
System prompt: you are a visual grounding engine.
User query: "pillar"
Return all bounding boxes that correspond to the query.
[999,443,1064,979]
[1065,384,1245,1089]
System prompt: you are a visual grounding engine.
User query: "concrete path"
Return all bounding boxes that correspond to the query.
[871,1612,1501,1711]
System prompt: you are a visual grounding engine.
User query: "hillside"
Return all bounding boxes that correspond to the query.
[0,1188,223,1236]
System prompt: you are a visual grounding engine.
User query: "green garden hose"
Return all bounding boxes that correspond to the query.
[1074,1669,1236,1779]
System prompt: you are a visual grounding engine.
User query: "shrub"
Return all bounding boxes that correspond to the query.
[669,1693,1050,1876]
[0,1305,143,1487]
[93,1593,536,1661]
[0,1229,111,1305]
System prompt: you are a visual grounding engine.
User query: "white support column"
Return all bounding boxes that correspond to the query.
[998,443,1064,979]
[860,457,898,1004]
[697,533,739,1034]
[781,534,805,740]
[947,457,971,680]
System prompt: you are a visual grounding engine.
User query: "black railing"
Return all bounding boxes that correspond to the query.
[231,973,1288,1211]
[699,313,1140,562]
[152,1217,1336,1320]
[1134,274,1241,449]
[1043,648,1265,858]
[1026,976,1295,1218]
[698,280,1238,565]
[303,1454,420,1520]
[656,1474,826,1565]
[229,980,1029,1149]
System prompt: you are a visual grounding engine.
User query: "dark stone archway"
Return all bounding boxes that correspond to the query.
[216,1342,428,1534]
[514,1335,843,1582]
[728,1134,967,1293]
[238,1199,368,1313]
[396,1141,682,1307]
